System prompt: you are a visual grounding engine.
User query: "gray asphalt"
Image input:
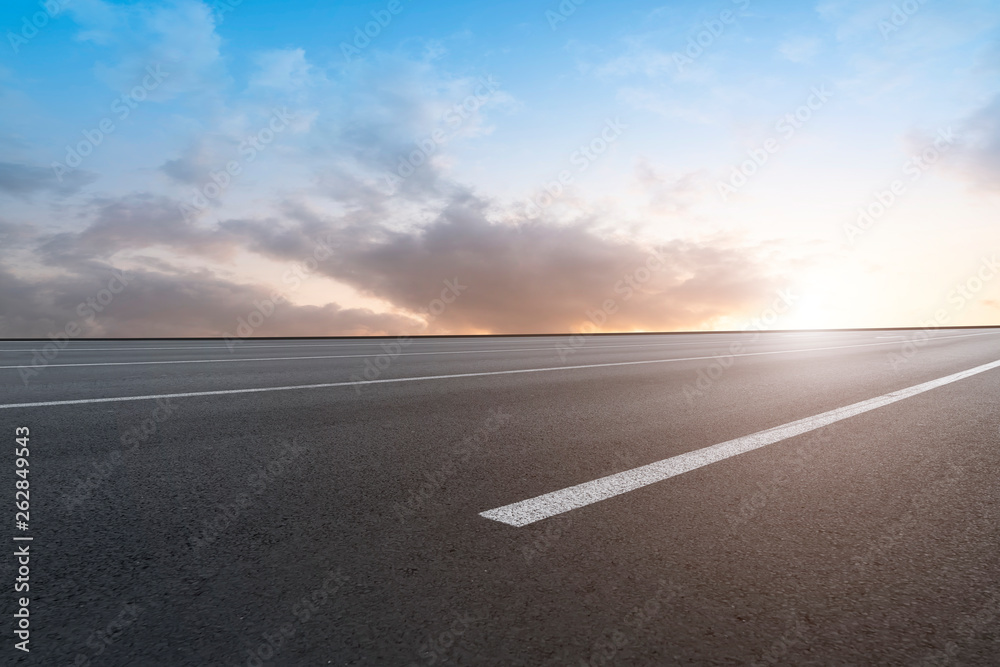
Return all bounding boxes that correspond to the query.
[2,329,1000,665]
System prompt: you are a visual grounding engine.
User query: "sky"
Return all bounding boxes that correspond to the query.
[1,0,998,337]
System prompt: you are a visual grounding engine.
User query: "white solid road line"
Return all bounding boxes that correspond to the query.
[0,338,846,369]
[480,357,1000,527]
[3,331,996,371]
[0,339,776,355]
[0,338,759,353]
[0,331,996,409]
[0,329,928,353]
[0,340,658,353]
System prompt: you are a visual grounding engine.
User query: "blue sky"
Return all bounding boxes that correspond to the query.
[1,0,999,336]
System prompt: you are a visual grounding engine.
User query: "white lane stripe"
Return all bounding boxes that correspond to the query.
[0,338,755,353]
[480,357,1000,527]
[0,343,704,369]
[0,330,930,353]
[0,339,759,354]
[1,331,996,409]
[0,341,588,352]
[0,339,819,369]
[3,330,994,370]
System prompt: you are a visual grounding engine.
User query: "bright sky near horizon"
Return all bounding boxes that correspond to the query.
[1,0,998,337]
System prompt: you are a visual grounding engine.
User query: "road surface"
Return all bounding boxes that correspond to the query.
[2,329,999,665]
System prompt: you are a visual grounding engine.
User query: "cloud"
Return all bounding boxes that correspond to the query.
[67,0,225,101]
[814,0,893,41]
[0,259,424,338]
[615,87,712,124]
[4,133,794,335]
[0,29,800,338]
[0,162,97,198]
[0,218,35,248]
[250,48,323,91]
[953,93,1000,191]
[595,43,677,79]
[321,203,786,333]
[159,144,217,184]
[204,190,790,334]
[267,53,518,204]
[632,159,710,215]
[151,51,517,214]
[777,36,821,63]
[38,193,238,262]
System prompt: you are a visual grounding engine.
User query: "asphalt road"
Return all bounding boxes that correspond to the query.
[2,329,999,665]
